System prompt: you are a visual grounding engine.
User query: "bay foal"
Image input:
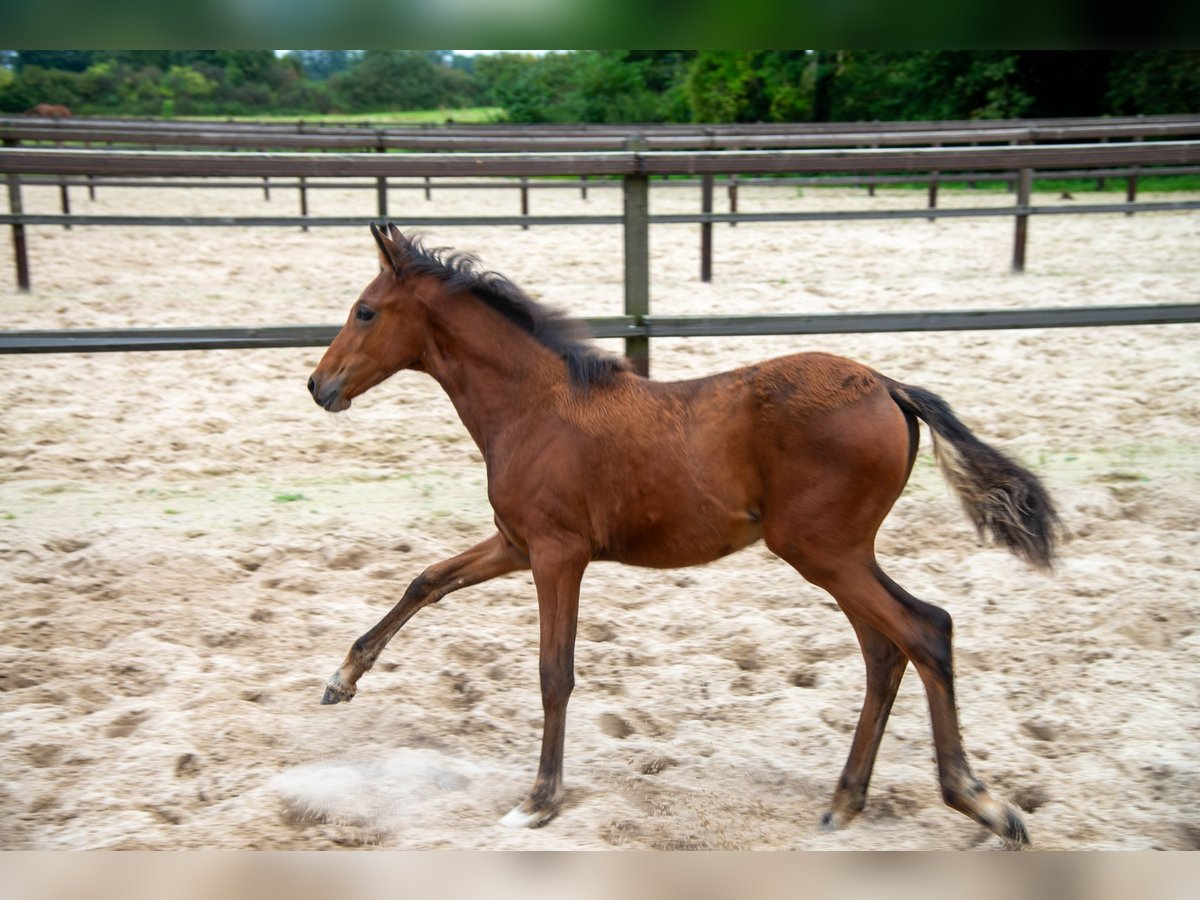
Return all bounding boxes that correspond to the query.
[307,224,1058,845]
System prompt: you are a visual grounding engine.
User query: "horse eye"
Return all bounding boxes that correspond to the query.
[356,305,375,322]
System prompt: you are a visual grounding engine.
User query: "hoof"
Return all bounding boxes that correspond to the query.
[999,807,1031,848]
[500,802,558,829]
[320,680,356,705]
[819,798,862,834]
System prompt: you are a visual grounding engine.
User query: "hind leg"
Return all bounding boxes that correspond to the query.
[867,566,1028,845]
[821,616,907,832]
[782,547,1027,846]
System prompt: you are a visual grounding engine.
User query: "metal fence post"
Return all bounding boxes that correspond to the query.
[1126,136,1143,216]
[700,173,713,283]
[1013,168,1033,273]
[375,142,388,219]
[623,135,650,377]
[4,138,30,292]
[53,141,71,230]
[520,177,529,230]
[727,174,738,227]
[927,142,940,221]
[84,140,96,200]
[298,175,308,232]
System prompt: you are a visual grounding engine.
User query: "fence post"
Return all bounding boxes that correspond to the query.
[520,177,529,230]
[1126,136,1142,216]
[927,142,940,222]
[623,135,650,377]
[424,176,432,201]
[580,174,588,201]
[262,176,271,201]
[1125,171,1139,213]
[1012,168,1032,273]
[727,174,738,227]
[83,141,96,200]
[4,138,31,292]
[299,175,308,232]
[56,141,70,230]
[700,173,713,283]
[375,142,388,219]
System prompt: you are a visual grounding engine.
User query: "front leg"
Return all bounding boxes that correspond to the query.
[321,532,528,704]
[500,539,589,827]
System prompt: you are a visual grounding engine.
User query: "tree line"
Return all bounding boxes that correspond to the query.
[0,50,1196,122]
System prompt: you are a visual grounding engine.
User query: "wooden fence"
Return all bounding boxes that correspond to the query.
[3,137,1199,372]
[6,113,1199,208]
[6,113,1200,258]
[5,113,1200,150]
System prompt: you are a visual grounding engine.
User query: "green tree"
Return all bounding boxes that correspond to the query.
[824,51,1033,122]
[330,50,476,112]
[476,51,688,123]
[683,52,814,123]
[77,60,127,108]
[15,51,96,72]
[0,65,80,110]
[284,50,359,81]
[1106,51,1200,115]
[685,52,770,122]
[572,51,682,123]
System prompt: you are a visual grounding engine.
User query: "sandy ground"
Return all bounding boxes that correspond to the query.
[0,177,1197,850]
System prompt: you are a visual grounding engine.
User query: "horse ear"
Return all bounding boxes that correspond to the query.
[370,222,405,276]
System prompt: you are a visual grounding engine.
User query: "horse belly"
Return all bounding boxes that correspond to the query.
[599,494,763,568]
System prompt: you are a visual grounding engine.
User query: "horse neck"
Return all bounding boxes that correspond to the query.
[418,287,564,454]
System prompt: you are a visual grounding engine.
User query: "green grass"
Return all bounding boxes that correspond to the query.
[181,107,506,125]
[271,492,308,503]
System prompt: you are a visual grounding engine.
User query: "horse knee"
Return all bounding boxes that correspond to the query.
[402,570,436,603]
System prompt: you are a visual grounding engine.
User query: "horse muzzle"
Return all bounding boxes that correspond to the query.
[308,374,352,412]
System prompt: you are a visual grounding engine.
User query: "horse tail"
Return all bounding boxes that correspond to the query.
[884,378,1060,570]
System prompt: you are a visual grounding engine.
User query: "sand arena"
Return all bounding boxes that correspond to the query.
[1,178,1197,849]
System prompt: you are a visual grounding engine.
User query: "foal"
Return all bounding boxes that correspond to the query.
[307,224,1058,846]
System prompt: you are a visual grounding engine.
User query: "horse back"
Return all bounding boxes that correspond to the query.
[489,352,904,568]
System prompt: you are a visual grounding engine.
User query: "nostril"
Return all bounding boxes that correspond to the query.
[307,377,317,397]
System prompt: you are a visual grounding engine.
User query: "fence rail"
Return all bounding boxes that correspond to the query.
[6,200,1200,230]
[5,114,1200,151]
[4,135,1198,372]
[20,165,1200,192]
[4,141,1200,177]
[11,113,1199,132]
[3,305,1198,354]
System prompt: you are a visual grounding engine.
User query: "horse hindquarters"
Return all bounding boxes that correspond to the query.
[755,381,914,574]
[756,383,1029,845]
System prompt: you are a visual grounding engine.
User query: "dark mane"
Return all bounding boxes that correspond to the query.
[399,234,629,388]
